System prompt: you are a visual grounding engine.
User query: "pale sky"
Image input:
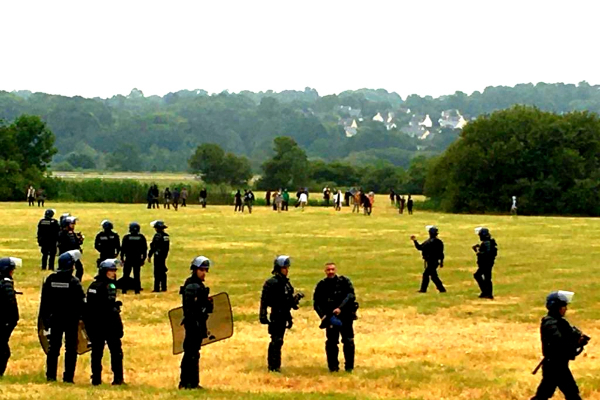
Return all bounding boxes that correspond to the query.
[1,0,598,99]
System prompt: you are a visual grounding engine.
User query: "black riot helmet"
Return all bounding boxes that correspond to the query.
[190,256,211,270]
[129,222,140,234]
[478,227,491,240]
[57,250,81,272]
[101,220,113,231]
[546,291,573,311]
[98,258,120,273]
[272,255,291,273]
[44,209,55,219]
[427,225,439,238]
[151,220,167,230]
[0,257,21,275]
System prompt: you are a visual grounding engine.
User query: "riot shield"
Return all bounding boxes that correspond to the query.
[168,292,233,355]
[37,278,91,355]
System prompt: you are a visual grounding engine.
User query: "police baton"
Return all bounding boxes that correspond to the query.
[532,358,544,375]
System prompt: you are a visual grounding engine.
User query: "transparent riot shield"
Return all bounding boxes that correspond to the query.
[168,292,233,355]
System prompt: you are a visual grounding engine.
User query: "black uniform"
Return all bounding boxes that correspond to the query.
[259,272,300,371]
[121,233,148,294]
[58,230,84,281]
[199,189,207,208]
[532,313,583,400]
[407,197,414,214]
[179,275,213,389]
[313,275,357,372]
[0,273,19,376]
[40,271,85,382]
[413,237,446,293]
[37,217,60,270]
[474,238,497,298]
[149,231,169,292]
[234,191,242,212]
[94,230,121,267]
[86,275,124,385]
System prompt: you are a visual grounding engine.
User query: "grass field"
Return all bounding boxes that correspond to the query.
[0,200,599,400]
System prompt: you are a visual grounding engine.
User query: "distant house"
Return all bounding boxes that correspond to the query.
[401,114,432,139]
[339,118,359,137]
[439,109,467,129]
[372,112,384,122]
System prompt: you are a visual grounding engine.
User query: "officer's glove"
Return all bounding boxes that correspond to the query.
[286,318,293,330]
[259,310,270,325]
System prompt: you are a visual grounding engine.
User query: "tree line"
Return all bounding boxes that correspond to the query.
[3,82,600,173]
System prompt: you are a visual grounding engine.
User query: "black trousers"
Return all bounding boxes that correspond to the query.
[267,319,287,371]
[123,261,142,293]
[28,197,35,206]
[283,201,289,211]
[153,257,167,291]
[182,198,187,207]
[474,265,493,297]
[90,334,123,384]
[325,320,355,371]
[420,262,446,292]
[41,244,57,270]
[532,360,581,400]
[180,325,202,388]
[234,203,242,212]
[46,319,79,382]
[0,324,15,376]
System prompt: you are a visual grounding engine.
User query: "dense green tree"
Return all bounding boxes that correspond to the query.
[258,137,309,189]
[425,106,600,215]
[0,114,57,200]
[66,152,96,169]
[188,143,252,186]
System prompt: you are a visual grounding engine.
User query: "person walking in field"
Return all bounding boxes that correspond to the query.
[199,188,207,208]
[181,187,188,207]
[399,195,406,214]
[389,189,396,206]
[265,190,271,207]
[411,226,446,293]
[472,227,498,299]
[511,195,518,215]
[37,209,60,271]
[163,188,172,209]
[406,195,414,215]
[298,191,308,211]
[152,185,160,208]
[282,189,290,211]
[274,190,283,213]
[352,190,361,213]
[120,222,147,295]
[27,185,36,206]
[334,189,342,211]
[172,187,180,211]
[36,188,46,207]
[234,190,242,212]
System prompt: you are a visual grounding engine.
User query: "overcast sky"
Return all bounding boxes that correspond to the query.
[1,0,597,99]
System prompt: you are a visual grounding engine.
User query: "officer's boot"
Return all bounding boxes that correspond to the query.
[342,338,355,372]
[267,339,283,372]
[325,340,340,372]
[63,350,77,383]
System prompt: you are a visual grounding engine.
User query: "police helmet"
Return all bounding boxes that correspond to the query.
[0,257,22,275]
[190,256,211,270]
[274,255,291,269]
[101,219,113,230]
[151,220,167,229]
[129,222,140,234]
[426,225,438,237]
[60,213,71,228]
[99,258,121,272]
[478,227,491,239]
[546,290,574,310]
[57,250,81,272]
[44,209,55,219]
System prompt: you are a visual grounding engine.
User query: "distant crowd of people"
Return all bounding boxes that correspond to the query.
[26,185,47,207]
[146,185,206,211]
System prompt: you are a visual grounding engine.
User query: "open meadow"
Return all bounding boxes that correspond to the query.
[0,199,599,400]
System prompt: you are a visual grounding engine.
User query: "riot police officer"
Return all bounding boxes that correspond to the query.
[120,222,147,294]
[40,251,86,383]
[37,209,60,270]
[0,257,20,376]
[148,220,169,292]
[179,256,213,389]
[313,262,357,372]
[57,216,84,281]
[472,227,498,299]
[85,259,125,386]
[259,255,304,372]
[411,226,446,293]
[531,291,589,400]
[94,220,121,267]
